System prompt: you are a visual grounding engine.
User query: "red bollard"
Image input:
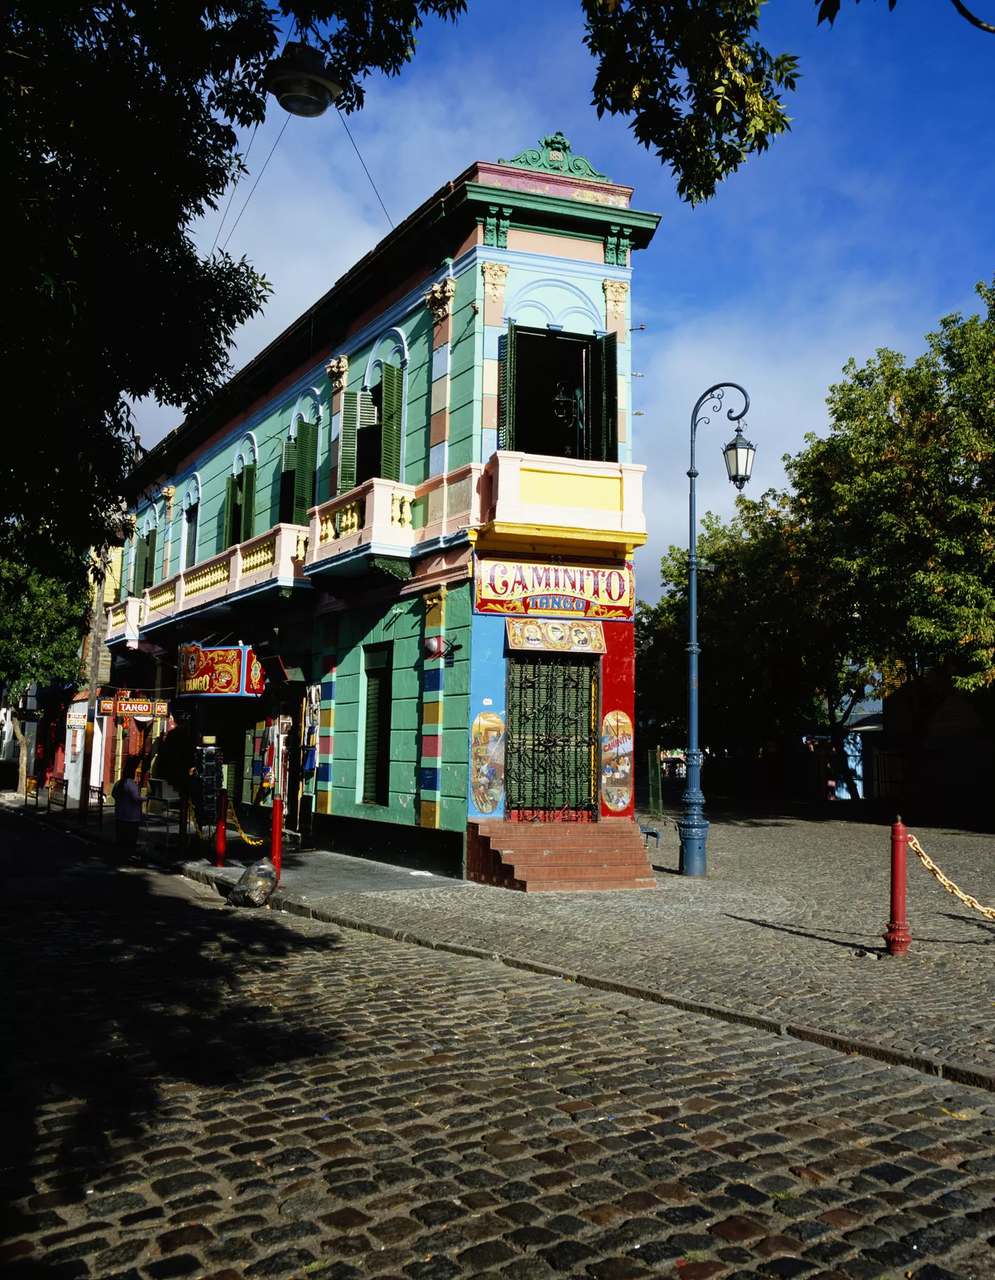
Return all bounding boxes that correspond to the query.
[271,794,283,883]
[884,815,912,956]
[214,789,228,867]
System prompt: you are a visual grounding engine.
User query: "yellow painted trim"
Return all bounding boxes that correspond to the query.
[519,468,622,512]
[422,699,443,726]
[474,520,646,555]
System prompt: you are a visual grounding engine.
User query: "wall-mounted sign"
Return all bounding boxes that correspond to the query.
[98,697,116,715]
[601,709,633,813]
[178,643,265,697]
[506,618,606,654]
[117,696,169,718]
[475,558,634,619]
[65,704,88,729]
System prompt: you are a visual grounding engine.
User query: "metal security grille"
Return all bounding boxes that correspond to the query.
[506,652,599,821]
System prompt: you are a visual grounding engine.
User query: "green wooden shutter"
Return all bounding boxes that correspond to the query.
[362,647,392,805]
[497,321,517,450]
[120,540,131,600]
[240,464,256,541]
[293,422,317,523]
[184,505,198,569]
[280,437,297,524]
[145,529,157,587]
[598,332,618,463]
[132,535,147,595]
[380,364,402,481]
[223,474,236,548]
[338,391,359,495]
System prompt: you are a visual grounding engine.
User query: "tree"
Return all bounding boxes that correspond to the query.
[0,553,92,792]
[789,277,995,694]
[817,1,995,38]
[3,0,988,580]
[638,279,995,804]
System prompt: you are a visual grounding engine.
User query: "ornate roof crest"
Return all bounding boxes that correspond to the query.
[498,132,610,183]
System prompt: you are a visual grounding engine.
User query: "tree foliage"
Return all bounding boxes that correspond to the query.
[638,280,995,784]
[0,555,91,705]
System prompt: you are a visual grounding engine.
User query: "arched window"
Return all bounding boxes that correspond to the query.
[280,395,321,525]
[337,333,406,495]
[132,503,162,593]
[223,435,258,548]
[180,474,202,570]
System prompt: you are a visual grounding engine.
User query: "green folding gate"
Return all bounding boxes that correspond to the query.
[506,652,599,821]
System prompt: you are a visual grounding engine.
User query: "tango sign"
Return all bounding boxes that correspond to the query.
[178,643,265,697]
[475,557,634,619]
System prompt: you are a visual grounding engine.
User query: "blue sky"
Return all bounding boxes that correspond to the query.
[134,0,994,600]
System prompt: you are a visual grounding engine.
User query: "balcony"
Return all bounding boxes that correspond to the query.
[476,451,646,555]
[106,523,308,642]
[307,465,485,577]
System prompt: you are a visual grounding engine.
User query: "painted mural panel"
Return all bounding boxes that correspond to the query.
[475,557,634,619]
[470,711,505,815]
[601,709,633,813]
[506,618,606,654]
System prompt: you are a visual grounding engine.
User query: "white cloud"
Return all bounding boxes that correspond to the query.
[630,275,943,602]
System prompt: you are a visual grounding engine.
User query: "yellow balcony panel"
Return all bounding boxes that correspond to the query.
[519,466,623,513]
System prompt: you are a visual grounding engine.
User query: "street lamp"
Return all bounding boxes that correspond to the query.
[678,383,755,878]
[265,41,342,118]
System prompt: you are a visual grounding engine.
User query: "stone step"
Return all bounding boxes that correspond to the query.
[506,860,654,880]
[501,849,652,868]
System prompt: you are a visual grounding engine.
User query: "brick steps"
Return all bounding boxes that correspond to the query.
[467,819,656,893]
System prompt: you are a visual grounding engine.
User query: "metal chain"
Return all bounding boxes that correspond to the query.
[228,798,265,848]
[907,832,995,921]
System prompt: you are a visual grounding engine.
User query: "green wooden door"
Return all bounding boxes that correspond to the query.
[505,652,599,821]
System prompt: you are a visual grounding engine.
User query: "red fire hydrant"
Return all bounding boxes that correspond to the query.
[883,815,912,956]
[271,794,283,883]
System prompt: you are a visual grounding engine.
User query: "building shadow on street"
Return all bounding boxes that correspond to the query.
[0,814,345,1269]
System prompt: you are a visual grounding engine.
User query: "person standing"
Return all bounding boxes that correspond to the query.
[112,755,143,851]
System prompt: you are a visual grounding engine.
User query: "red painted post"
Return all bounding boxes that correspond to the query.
[271,794,283,882]
[884,815,911,956]
[214,789,228,867]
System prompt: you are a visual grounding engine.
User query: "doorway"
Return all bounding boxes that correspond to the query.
[505,652,599,821]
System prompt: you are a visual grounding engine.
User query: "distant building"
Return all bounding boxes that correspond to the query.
[106,134,662,888]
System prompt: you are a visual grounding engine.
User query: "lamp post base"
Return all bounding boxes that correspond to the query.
[677,814,709,877]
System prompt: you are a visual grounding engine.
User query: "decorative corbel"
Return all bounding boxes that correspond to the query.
[426,278,457,324]
[481,261,509,304]
[603,279,630,326]
[325,354,349,394]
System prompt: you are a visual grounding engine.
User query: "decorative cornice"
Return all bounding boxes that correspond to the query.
[325,355,349,393]
[481,261,510,303]
[425,277,457,323]
[603,279,630,323]
[498,132,609,183]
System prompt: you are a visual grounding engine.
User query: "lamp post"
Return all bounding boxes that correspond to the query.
[678,383,755,877]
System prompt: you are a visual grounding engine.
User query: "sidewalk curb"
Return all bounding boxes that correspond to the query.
[181,862,995,1096]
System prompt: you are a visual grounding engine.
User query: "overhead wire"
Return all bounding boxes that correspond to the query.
[220,113,292,253]
[210,122,261,255]
[336,106,394,228]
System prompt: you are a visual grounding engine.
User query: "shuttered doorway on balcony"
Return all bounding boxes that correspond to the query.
[505,652,599,822]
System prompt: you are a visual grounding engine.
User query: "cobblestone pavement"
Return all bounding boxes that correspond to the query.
[2,814,995,1280]
[178,811,995,1086]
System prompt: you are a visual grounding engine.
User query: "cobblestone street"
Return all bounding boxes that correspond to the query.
[2,813,995,1280]
[183,809,995,1086]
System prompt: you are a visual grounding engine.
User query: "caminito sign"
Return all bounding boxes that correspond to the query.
[475,557,634,620]
[177,642,266,697]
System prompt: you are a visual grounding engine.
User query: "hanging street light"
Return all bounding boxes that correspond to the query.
[678,382,755,878]
[265,41,342,118]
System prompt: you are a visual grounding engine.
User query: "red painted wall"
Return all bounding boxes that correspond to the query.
[600,622,635,819]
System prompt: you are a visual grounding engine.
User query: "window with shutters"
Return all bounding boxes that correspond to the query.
[361,645,392,806]
[223,462,256,548]
[183,502,199,569]
[498,323,618,463]
[132,527,157,593]
[280,420,319,524]
[338,361,403,495]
